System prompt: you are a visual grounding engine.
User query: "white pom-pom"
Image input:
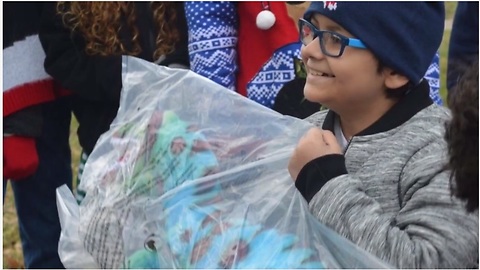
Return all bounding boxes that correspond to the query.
[256,10,276,30]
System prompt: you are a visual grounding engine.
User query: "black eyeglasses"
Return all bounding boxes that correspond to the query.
[299,18,366,57]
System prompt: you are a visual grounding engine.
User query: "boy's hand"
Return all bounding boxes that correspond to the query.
[288,128,342,181]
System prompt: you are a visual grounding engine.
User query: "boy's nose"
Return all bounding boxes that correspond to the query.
[300,37,325,61]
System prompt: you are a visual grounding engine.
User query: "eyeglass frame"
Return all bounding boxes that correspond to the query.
[298,18,367,57]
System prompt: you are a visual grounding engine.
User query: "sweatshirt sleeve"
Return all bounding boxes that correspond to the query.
[307,141,478,268]
[184,1,238,91]
[38,2,122,103]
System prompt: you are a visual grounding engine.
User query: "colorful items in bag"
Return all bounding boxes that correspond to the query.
[81,109,324,268]
[119,110,219,197]
[125,181,324,269]
[120,111,324,269]
[80,110,220,268]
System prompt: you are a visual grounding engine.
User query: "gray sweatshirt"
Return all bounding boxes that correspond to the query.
[296,80,478,268]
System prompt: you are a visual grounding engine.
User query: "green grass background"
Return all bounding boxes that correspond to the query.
[2,2,458,268]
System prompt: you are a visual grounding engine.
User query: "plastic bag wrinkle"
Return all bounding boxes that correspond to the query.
[56,56,391,269]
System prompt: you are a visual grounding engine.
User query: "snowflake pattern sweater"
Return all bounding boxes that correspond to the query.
[185,2,303,108]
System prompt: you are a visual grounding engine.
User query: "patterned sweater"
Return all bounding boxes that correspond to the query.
[185,1,302,108]
[296,80,478,268]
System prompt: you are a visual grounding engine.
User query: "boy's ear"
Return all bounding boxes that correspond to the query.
[382,67,410,89]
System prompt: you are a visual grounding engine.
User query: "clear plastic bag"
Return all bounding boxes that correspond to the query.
[56,56,391,269]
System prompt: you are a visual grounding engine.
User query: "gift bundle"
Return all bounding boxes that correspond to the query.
[56,56,390,269]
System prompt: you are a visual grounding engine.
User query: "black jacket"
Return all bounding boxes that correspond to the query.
[39,2,189,154]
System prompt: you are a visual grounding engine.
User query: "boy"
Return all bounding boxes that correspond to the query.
[288,2,478,268]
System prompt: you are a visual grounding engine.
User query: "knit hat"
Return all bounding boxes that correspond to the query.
[304,2,445,85]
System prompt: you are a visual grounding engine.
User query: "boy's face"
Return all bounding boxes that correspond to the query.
[301,14,388,113]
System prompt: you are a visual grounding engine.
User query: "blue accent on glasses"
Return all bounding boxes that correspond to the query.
[299,18,366,57]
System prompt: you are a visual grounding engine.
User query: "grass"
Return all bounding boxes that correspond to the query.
[440,28,452,102]
[445,1,458,21]
[440,1,458,102]
[2,2,458,268]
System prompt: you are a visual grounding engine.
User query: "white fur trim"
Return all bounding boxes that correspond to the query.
[3,35,51,92]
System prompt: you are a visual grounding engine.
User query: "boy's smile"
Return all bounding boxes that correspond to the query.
[305,66,336,89]
[301,14,389,116]
[308,68,335,78]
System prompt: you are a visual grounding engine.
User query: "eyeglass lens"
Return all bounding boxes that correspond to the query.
[300,21,343,57]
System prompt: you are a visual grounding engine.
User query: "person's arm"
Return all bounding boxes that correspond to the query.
[38,2,122,103]
[303,142,478,268]
[184,1,238,91]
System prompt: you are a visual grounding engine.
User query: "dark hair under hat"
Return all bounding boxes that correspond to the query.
[304,1,445,85]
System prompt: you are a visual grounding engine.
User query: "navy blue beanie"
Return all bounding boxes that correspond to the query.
[304,2,445,85]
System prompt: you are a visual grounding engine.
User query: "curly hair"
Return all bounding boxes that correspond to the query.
[57,2,179,60]
[445,62,479,212]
